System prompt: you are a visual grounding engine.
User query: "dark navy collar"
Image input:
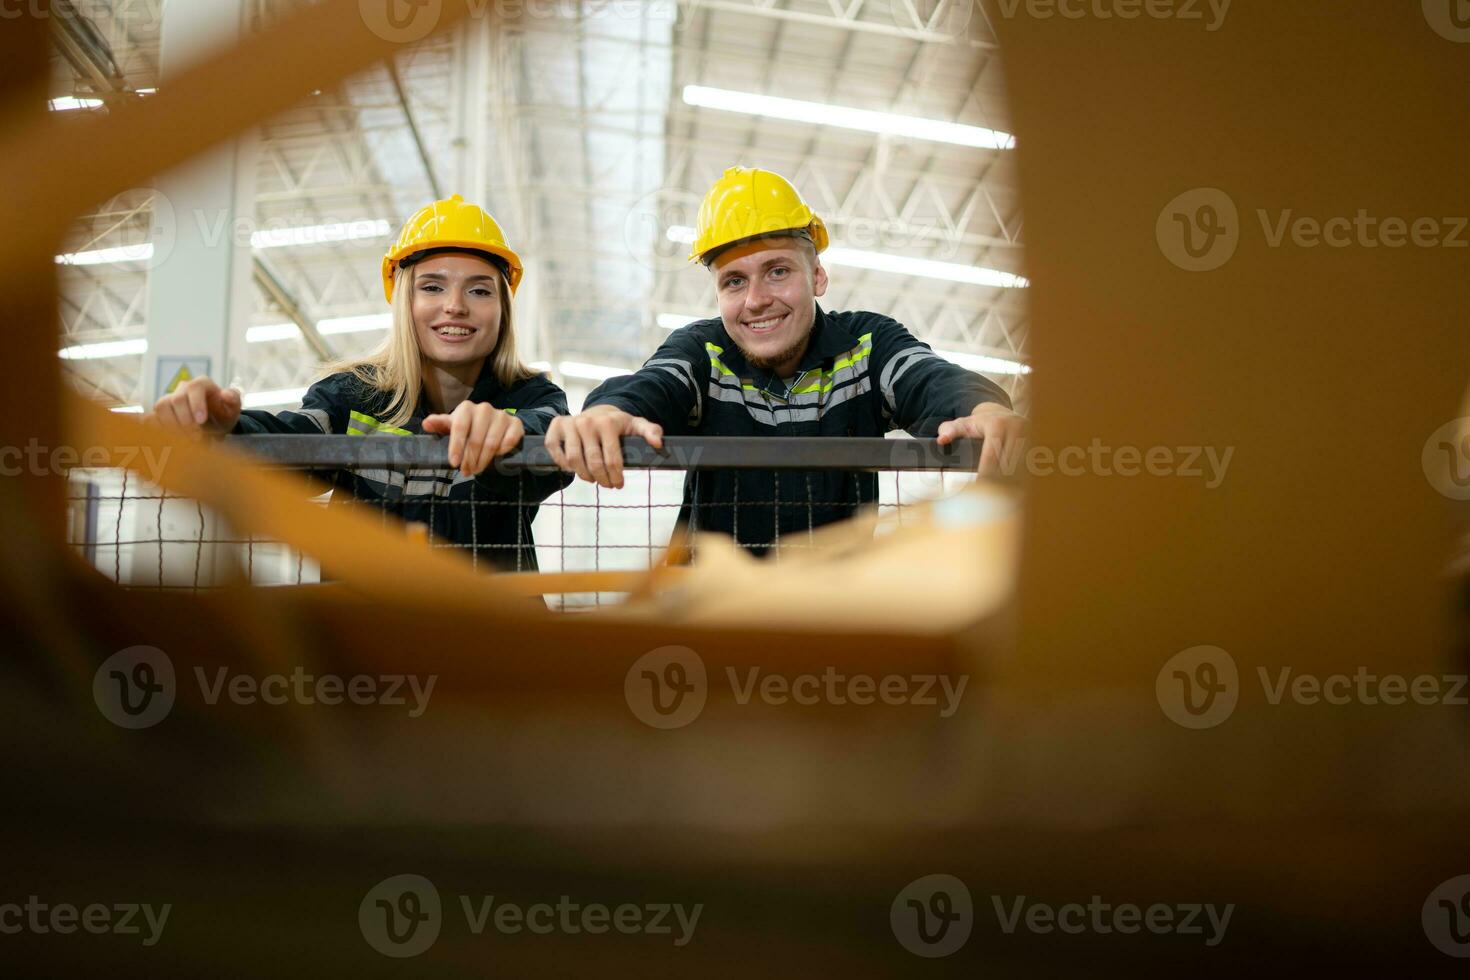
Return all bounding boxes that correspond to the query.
[468,358,507,402]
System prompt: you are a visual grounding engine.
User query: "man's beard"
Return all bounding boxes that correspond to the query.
[733,323,812,374]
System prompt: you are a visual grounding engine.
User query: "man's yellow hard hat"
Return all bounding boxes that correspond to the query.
[381,194,524,303]
[687,167,829,265]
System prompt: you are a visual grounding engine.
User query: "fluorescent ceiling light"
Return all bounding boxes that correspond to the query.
[656,313,707,330]
[110,405,144,413]
[245,324,302,344]
[62,313,390,360]
[558,361,628,382]
[59,338,147,360]
[320,312,392,335]
[49,96,104,112]
[55,220,392,268]
[250,219,391,249]
[825,246,1028,289]
[666,225,1026,288]
[682,85,1014,150]
[936,349,1031,376]
[246,312,391,344]
[56,244,154,266]
[51,89,154,112]
[241,387,308,409]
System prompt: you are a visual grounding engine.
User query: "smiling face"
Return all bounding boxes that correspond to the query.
[409,252,505,370]
[710,236,828,377]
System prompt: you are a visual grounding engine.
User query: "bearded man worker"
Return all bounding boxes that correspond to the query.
[544,166,1027,551]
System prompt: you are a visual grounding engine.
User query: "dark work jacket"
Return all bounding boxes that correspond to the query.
[584,305,1011,550]
[233,364,571,571]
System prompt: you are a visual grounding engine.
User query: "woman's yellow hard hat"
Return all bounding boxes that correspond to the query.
[381,195,524,303]
[687,167,829,265]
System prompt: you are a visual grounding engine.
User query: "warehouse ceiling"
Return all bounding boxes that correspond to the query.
[52,0,1029,414]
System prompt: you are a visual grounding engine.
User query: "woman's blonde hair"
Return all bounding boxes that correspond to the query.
[327,255,538,429]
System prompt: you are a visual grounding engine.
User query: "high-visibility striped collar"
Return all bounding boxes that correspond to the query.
[714,304,861,398]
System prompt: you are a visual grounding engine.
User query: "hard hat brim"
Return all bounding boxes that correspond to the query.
[381,241,524,303]
[691,218,829,267]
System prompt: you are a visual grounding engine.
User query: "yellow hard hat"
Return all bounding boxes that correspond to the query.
[381,194,524,303]
[687,166,829,265]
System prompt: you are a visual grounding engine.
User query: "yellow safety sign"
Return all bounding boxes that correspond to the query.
[164,364,193,393]
[154,355,211,401]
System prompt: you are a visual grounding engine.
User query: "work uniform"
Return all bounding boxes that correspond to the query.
[234,364,571,571]
[584,305,1011,551]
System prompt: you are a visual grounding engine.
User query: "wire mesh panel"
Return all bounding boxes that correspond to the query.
[66,466,322,590]
[66,435,981,608]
